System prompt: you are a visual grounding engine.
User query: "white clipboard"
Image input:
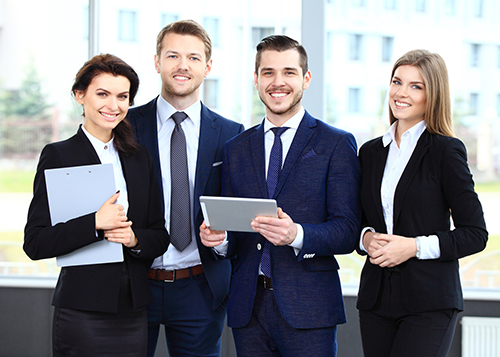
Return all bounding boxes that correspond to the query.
[44,163,124,267]
[199,196,278,232]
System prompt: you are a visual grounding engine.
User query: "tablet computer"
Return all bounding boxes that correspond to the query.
[199,196,278,232]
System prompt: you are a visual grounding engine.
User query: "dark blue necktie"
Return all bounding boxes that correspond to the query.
[261,127,289,278]
[170,111,191,251]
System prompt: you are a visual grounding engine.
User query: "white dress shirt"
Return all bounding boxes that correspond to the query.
[360,120,441,260]
[81,125,128,214]
[151,96,202,270]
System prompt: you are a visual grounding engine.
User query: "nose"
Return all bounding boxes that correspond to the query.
[106,96,118,110]
[396,85,408,97]
[272,72,286,87]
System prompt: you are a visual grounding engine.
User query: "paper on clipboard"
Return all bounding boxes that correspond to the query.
[199,196,278,232]
[44,163,124,267]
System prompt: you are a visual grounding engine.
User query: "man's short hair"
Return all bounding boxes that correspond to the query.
[156,19,212,61]
[255,35,308,76]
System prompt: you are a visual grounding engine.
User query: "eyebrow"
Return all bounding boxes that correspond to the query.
[260,66,299,72]
[164,50,203,57]
[392,76,425,85]
[95,88,130,95]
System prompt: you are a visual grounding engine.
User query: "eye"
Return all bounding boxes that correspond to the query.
[412,84,423,90]
[392,80,401,85]
[97,92,107,97]
[118,94,129,100]
[190,56,201,61]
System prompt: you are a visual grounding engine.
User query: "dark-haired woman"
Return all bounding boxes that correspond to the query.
[356,49,488,357]
[24,54,169,356]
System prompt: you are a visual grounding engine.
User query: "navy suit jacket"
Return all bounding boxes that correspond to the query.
[356,130,488,313]
[223,111,361,329]
[127,97,244,309]
[24,127,170,313]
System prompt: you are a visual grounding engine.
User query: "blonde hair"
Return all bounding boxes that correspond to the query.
[156,19,212,61]
[389,49,454,137]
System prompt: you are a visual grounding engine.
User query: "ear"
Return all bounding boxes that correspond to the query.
[154,54,161,74]
[302,70,312,90]
[75,90,85,104]
[204,59,213,78]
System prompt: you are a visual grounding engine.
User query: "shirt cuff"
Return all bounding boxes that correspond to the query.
[415,235,440,260]
[212,234,229,257]
[359,227,375,252]
[289,224,304,256]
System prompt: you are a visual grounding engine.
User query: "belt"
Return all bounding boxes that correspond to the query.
[148,264,204,282]
[257,275,273,290]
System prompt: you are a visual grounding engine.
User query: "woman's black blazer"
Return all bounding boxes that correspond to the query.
[24,127,170,313]
[357,130,488,313]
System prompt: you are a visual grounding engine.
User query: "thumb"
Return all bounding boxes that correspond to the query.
[105,190,121,205]
[277,207,289,219]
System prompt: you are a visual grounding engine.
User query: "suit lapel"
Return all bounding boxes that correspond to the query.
[393,130,431,226]
[249,121,268,198]
[370,138,389,229]
[193,104,221,218]
[272,111,315,199]
[133,98,163,191]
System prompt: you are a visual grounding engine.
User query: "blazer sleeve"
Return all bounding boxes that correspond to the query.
[127,146,170,260]
[24,144,103,260]
[299,132,362,258]
[437,138,488,261]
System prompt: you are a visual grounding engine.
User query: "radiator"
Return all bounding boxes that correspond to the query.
[462,316,500,357]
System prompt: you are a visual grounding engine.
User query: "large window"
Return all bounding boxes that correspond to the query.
[381,36,394,62]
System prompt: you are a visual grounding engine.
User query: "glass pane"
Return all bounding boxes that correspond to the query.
[0,0,89,281]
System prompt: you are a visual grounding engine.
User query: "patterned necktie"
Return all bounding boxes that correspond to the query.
[170,111,191,251]
[261,127,289,278]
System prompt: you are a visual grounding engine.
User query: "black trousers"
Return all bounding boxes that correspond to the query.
[359,269,459,357]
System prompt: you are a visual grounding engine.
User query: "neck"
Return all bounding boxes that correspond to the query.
[395,119,423,146]
[161,90,199,111]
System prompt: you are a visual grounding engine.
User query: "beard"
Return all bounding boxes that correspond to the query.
[259,89,303,117]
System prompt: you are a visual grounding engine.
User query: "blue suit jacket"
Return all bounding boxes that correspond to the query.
[223,111,361,329]
[127,97,244,310]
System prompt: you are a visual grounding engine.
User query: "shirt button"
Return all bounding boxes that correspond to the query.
[257,243,262,250]
[104,145,108,150]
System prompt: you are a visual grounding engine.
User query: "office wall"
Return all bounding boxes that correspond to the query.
[2,286,500,357]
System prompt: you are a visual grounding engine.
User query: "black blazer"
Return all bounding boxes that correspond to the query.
[24,127,170,313]
[356,130,487,313]
[127,98,244,310]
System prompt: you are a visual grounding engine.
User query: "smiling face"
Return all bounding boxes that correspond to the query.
[155,33,212,109]
[75,73,130,142]
[254,49,311,126]
[389,65,427,132]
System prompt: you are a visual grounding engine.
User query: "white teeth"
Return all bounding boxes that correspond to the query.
[396,101,410,107]
[270,93,287,98]
[174,75,189,80]
[101,112,118,118]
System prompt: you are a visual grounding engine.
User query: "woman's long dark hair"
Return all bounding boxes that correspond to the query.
[72,54,140,155]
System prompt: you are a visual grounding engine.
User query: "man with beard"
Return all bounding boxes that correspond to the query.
[200,35,361,357]
[127,20,244,357]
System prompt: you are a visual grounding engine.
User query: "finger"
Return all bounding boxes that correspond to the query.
[105,191,121,205]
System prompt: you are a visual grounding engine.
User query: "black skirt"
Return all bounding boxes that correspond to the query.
[52,266,147,356]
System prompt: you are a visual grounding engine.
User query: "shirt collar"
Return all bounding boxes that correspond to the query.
[81,125,115,153]
[264,107,305,133]
[382,120,426,147]
[156,95,201,127]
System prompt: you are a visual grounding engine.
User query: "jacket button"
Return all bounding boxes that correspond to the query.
[257,243,262,250]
